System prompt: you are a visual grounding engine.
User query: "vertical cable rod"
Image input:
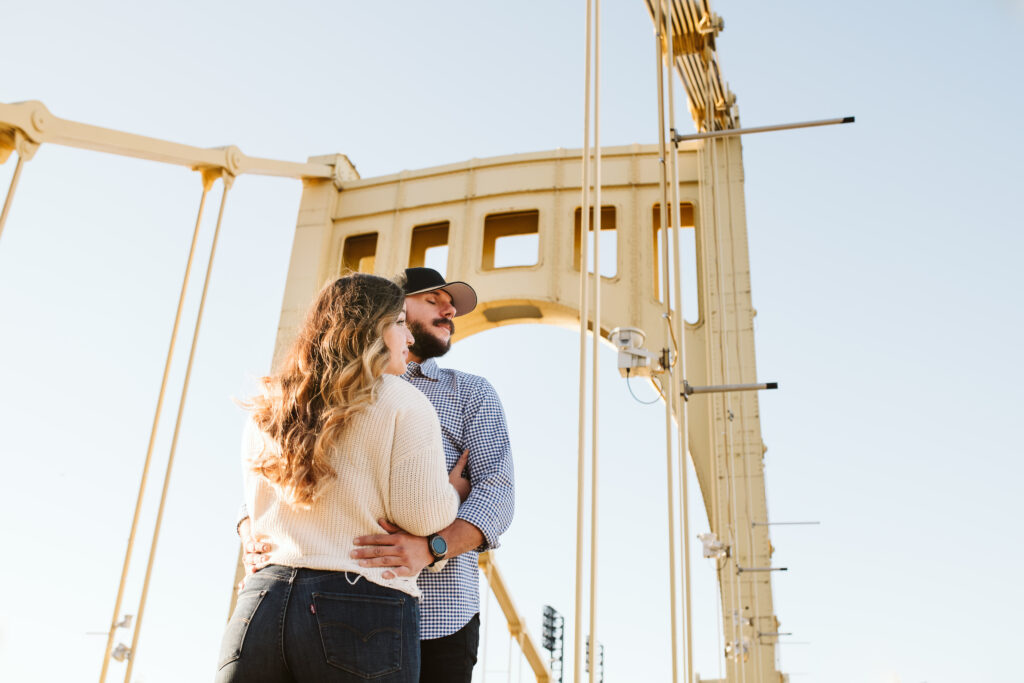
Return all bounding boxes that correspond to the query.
[702,57,739,681]
[724,138,766,681]
[0,154,26,242]
[707,82,746,683]
[696,115,727,683]
[654,1,680,681]
[588,2,602,681]
[98,180,211,683]
[573,0,594,680]
[664,4,695,680]
[123,175,232,683]
[696,139,721,541]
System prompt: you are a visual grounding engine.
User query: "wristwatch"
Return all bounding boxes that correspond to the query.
[426,533,448,566]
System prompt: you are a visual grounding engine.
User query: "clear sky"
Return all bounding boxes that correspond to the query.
[2,2,1022,682]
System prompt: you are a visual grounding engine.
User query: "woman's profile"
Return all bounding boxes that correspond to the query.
[216,273,462,682]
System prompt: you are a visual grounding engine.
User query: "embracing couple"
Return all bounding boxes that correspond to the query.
[217,267,515,682]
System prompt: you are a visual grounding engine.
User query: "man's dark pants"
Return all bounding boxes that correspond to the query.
[419,613,480,682]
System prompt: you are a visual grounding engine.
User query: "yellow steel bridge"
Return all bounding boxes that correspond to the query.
[0,2,853,682]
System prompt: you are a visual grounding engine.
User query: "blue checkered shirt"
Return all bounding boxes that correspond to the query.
[403,358,515,639]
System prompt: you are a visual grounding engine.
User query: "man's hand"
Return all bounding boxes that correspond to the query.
[449,449,471,502]
[351,519,433,580]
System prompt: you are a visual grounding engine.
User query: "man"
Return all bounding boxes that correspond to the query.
[240,267,515,682]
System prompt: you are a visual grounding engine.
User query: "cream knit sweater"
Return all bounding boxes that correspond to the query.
[242,375,459,598]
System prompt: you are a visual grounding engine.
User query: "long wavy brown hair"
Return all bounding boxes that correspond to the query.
[247,273,405,507]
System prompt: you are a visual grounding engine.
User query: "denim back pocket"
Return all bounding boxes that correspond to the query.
[217,588,267,670]
[312,591,405,678]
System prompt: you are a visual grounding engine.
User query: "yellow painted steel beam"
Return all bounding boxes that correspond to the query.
[478,552,551,683]
[0,100,335,181]
[644,0,738,132]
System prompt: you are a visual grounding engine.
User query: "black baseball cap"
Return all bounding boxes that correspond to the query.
[402,267,478,317]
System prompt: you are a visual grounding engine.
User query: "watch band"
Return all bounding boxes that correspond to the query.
[426,533,447,566]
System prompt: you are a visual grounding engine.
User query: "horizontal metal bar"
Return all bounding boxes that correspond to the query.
[682,381,778,396]
[757,632,793,637]
[674,116,854,143]
[0,100,334,181]
[736,566,787,573]
[751,521,820,527]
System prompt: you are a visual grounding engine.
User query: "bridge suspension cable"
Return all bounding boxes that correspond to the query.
[574,0,605,681]
[122,172,233,683]
[588,1,602,682]
[654,1,685,681]
[98,173,214,683]
[663,1,696,680]
[573,0,594,679]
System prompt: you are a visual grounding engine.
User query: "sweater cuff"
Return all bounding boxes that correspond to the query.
[236,503,250,537]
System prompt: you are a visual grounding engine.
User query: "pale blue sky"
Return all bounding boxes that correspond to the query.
[2,2,1022,682]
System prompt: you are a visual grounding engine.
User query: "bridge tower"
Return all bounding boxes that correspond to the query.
[273,138,783,682]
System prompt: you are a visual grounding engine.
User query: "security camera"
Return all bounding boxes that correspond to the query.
[608,326,659,377]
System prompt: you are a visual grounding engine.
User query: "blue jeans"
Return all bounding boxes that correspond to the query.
[216,565,421,682]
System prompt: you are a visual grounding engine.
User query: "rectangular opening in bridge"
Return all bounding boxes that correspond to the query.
[573,205,617,277]
[409,221,450,278]
[653,203,699,323]
[482,210,539,270]
[342,232,378,274]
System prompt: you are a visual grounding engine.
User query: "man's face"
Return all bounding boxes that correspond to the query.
[405,289,457,361]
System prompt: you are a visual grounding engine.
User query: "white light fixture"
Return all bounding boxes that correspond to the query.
[607,326,662,377]
[698,532,728,558]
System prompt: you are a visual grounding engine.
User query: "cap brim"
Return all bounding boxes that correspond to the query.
[405,281,478,317]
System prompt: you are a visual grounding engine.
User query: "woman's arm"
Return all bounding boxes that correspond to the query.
[387,394,459,537]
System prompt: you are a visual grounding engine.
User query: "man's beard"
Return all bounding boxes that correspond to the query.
[408,318,454,359]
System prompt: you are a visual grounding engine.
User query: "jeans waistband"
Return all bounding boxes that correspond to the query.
[254,564,366,584]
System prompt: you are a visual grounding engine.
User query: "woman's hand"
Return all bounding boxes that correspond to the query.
[243,537,273,574]
[448,449,471,502]
[236,518,273,593]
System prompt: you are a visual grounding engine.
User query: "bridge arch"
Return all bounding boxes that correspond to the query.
[276,141,780,682]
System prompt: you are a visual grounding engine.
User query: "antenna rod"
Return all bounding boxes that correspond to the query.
[751,521,820,527]
[736,566,788,573]
[674,116,854,143]
[682,381,778,396]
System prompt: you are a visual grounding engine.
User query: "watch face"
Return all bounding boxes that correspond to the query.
[429,535,447,557]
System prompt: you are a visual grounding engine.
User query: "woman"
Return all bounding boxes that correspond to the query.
[217,274,462,683]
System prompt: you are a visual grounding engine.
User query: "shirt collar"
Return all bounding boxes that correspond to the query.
[405,357,441,381]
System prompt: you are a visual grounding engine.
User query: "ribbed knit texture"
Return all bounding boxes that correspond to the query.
[242,374,460,598]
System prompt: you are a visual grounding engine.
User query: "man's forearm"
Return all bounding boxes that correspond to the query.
[438,518,484,559]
